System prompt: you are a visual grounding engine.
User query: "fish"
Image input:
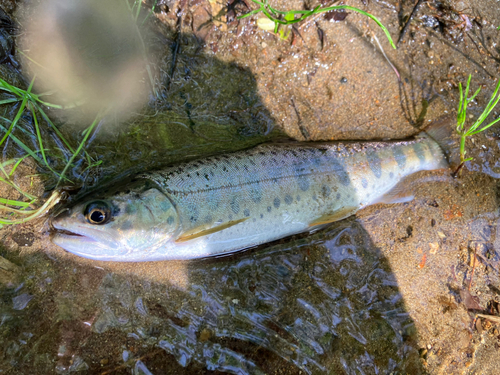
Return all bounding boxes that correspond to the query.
[50,117,456,262]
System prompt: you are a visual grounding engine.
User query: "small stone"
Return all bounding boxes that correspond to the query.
[340,77,347,83]
[419,349,428,358]
[232,299,239,304]
[261,42,267,48]
[257,18,275,31]
[100,358,108,365]
[437,231,446,239]
[429,242,439,254]
[427,344,432,350]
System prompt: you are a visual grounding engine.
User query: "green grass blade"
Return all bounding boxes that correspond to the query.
[9,156,29,177]
[34,103,75,155]
[0,198,30,208]
[0,121,44,165]
[0,95,28,148]
[0,98,20,105]
[56,114,101,188]
[0,190,60,225]
[29,103,72,182]
[469,116,500,135]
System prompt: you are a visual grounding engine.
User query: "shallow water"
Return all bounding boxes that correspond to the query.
[1,220,423,374]
[1,0,500,374]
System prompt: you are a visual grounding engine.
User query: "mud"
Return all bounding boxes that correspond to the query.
[1,0,500,374]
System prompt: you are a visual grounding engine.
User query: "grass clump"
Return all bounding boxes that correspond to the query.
[456,74,500,171]
[238,0,396,47]
[0,75,102,226]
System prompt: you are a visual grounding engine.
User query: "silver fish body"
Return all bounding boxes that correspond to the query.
[51,136,447,261]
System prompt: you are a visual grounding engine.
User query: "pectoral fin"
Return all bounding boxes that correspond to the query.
[309,206,358,227]
[175,218,248,243]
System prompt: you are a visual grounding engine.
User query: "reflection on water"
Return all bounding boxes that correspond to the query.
[1,220,423,374]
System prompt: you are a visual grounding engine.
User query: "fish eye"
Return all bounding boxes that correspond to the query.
[84,201,112,225]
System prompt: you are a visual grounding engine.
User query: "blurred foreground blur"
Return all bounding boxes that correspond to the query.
[19,0,150,124]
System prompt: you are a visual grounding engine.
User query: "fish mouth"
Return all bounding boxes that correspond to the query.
[50,221,97,242]
[52,228,96,242]
[50,218,120,252]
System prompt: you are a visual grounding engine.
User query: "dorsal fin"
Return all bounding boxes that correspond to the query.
[175,218,248,243]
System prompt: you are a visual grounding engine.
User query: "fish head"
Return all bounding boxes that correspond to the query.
[51,183,179,261]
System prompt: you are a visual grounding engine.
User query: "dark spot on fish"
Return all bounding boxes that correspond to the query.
[267,206,272,212]
[389,172,394,179]
[230,196,240,214]
[322,185,331,198]
[331,159,351,186]
[250,187,262,204]
[260,214,264,219]
[187,203,199,222]
[336,193,341,200]
[392,147,407,169]
[361,178,368,189]
[274,197,280,208]
[244,208,250,217]
[223,166,227,172]
[367,151,382,178]
[297,175,310,191]
[167,216,174,225]
[413,142,427,166]
[196,172,200,176]
[284,195,293,205]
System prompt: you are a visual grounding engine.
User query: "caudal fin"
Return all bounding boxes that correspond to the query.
[421,115,460,169]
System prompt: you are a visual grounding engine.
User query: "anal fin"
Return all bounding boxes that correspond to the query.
[373,183,414,205]
[175,218,248,243]
[309,206,358,227]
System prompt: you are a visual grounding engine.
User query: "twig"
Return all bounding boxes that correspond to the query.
[476,313,500,324]
[165,15,182,94]
[371,33,400,81]
[397,0,425,46]
[468,243,478,291]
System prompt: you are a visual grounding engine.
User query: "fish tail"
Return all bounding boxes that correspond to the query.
[421,115,460,169]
